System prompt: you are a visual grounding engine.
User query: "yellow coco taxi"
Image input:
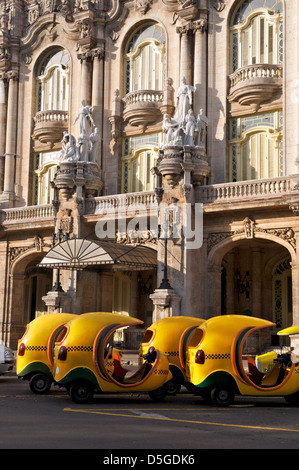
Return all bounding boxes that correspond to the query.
[17,313,77,394]
[52,312,173,404]
[186,315,299,406]
[140,316,205,395]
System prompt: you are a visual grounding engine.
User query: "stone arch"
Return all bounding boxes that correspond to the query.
[208,230,296,270]
[8,247,53,347]
[206,230,295,338]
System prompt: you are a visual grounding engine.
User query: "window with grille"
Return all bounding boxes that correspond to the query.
[229,111,283,181]
[122,134,161,193]
[124,23,166,94]
[230,0,283,72]
[37,49,70,111]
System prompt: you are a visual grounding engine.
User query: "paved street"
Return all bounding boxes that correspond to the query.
[2,373,299,454]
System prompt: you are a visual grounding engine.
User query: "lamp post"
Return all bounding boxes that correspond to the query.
[50,230,70,292]
[157,217,172,290]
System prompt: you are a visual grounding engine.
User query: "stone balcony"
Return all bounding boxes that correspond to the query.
[228,64,283,109]
[2,176,299,231]
[32,110,69,145]
[1,204,55,230]
[198,175,299,212]
[123,89,164,128]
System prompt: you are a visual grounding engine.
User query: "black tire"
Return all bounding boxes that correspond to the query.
[148,384,168,402]
[211,384,235,407]
[166,378,181,396]
[284,391,299,405]
[69,380,94,404]
[29,373,52,394]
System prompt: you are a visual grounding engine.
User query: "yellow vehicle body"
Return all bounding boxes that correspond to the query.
[53,312,173,403]
[140,316,205,394]
[186,315,299,406]
[16,313,77,393]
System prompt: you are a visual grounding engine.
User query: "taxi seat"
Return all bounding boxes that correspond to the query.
[112,352,130,383]
[247,356,265,385]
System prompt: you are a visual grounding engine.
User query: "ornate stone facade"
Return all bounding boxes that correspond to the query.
[0,0,298,354]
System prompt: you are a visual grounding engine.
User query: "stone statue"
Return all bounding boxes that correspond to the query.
[78,133,89,162]
[73,99,95,136]
[184,109,197,146]
[59,131,79,163]
[176,77,195,127]
[162,114,180,146]
[90,128,101,163]
[195,109,208,146]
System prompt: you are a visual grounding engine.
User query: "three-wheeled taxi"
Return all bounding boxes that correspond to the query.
[185,315,299,406]
[17,313,76,393]
[140,316,205,394]
[52,312,173,403]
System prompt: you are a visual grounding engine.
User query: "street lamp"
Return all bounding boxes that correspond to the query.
[50,230,70,292]
[157,219,172,290]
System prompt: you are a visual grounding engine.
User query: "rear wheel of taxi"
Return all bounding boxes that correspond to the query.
[166,378,181,396]
[69,380,94,404]
[211,385,235,407]
[29,373,52,394]
[148,384,167,402]
[284,391,299,405]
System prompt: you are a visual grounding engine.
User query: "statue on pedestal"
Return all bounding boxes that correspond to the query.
[176,76,195,127]
[73,99,95,136]
[59,132,79,163]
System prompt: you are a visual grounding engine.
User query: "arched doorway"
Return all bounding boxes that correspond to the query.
[24,263,52,323]
[272,256,292,330]
[208,232,295,352]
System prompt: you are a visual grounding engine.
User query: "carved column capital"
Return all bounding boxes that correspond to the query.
[6,70,19,81]
[193,18,208,33]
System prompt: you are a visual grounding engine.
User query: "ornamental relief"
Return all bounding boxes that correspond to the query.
[24,0,108,28]
[207,218,297,253]
[9,236,52,267]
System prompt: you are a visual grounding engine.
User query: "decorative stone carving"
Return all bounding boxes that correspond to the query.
[176,76,195,127]
[134,0,153,14]
[207,224,297,253]
[73,99,95,135]
[59,131,79,163]
[156,77,210,189]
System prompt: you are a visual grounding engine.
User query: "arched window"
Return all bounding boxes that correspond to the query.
[230,0,283,72]
[124,23,166,94]
[37,48,70,111]
[32,151,60,205]
[229,1,283,182]
[229,111,283,181]
[33,49,70,205]
[122,134,161,193]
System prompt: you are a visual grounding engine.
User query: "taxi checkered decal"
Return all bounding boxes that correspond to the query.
[154,369,169,375]
[66,346,93,352]
[25,345,47,351]
[206,353,230,360]
[165,351,179,357]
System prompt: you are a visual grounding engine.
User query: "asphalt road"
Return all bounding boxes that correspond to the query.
[1,373,299,455]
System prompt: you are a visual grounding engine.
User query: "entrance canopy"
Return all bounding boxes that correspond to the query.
[38,238,157,271]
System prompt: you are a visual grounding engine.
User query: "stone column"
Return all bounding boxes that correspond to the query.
[193,18,208,117]
[225,251,236,315]
[91,47,105,166]
[2,71,18,206]
[251,249,262,317]
[177,25,194,86]
[78,52,92,105]
[91,47,105,128]
[0,73,7,193]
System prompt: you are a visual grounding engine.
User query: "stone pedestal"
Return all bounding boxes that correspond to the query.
[42,290,72,314]
[150,289,181,322]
